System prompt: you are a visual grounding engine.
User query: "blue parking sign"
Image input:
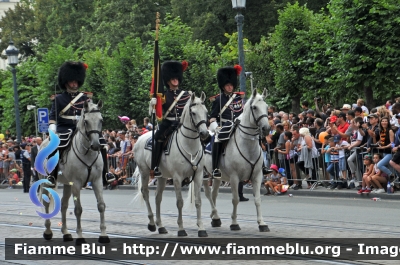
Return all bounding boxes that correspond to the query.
[37,108,49,133]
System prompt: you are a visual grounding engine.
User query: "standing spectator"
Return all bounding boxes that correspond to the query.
[143,117,153,131]
[347,117,366,184]
[357,98,369,115]
[335,134,350,189]
[290,125,301,188]
[373,117,394,180]
[19,143,31,193]
[340,104,351,114]
[30,137,42,182]
[327,136,340,189]
[2,144,11,176]
[119,132,131,172]
[276,131,294,186]
[389,114,400,175]
[296,127,318,189]
[365,113,379,149]
[329,112,350,141]
[302,101,310,113]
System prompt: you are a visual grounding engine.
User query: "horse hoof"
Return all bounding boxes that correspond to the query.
[158,227,168,234]
[259,225,270,232]
[43,232,53,240]
[148,224,156,232]
[63,234,73,242]
[211,219,221,227]
[75,238,86,246]
[198,230,208,237]
[177,230,187,237]
[98,236,110,243]
[230,224,241,231]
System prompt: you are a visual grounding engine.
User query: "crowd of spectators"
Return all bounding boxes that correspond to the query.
[262,97,400,194]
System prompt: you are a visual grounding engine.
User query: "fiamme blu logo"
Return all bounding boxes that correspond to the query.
[29,130,61,219]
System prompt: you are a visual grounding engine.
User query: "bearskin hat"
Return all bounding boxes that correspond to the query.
[161,60,188,88]
[217,65,242,91]
[58,61,87,90]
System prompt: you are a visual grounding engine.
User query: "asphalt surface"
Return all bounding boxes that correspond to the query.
[0,188,399,265]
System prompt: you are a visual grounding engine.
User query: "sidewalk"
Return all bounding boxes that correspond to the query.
[2,183,399,201]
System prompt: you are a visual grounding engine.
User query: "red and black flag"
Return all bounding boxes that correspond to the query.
[150,38,164,120]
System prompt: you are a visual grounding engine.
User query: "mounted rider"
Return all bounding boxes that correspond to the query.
[209,66,244,178]
[151,60,190,177]
[47,61,114,186]
[210,66,269,179]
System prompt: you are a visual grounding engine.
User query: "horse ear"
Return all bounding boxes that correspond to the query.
[262,88,268,100]
[252,88,257,98]
[191,92,196,102]
[97,100,103,109]
[200,91,206,103]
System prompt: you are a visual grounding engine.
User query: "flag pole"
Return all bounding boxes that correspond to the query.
[150,12,160,178]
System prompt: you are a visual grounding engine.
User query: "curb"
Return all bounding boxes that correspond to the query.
[2,184,399,200]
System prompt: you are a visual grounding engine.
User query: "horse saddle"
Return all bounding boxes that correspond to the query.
[144,134,174,155]
[57,129,107,149]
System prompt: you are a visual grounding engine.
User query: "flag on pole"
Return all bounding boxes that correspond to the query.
[150,38,164,120]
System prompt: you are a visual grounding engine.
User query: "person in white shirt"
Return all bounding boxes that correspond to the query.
[347,117,365,184]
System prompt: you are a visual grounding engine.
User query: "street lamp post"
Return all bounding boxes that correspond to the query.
[27,105,38,136]
[5,40,22,144]
[232,0,247,94]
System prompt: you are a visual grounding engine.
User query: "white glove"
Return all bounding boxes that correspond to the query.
[150,98,157,106]
[49,124,57,133]
[209,121,218,133]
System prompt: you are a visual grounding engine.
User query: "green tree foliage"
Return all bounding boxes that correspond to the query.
[328,0,400,108]
[270,2,313,112]
[0,0,36,57]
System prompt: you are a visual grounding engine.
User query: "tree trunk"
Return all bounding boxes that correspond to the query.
[292,94,301,113]
[363,86,375,110]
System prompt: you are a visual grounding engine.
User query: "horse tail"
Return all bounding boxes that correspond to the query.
[183,179,195,211]
[130,166,144,207]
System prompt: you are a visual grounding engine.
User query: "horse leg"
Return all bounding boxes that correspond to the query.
[61,185,73,241]
[92,178,110,243]
[252,174,270,232]
[211,178,221,206]
[155,177,168,234]
[229,177,241,231]
[42,188,53,240]
[194,175,207,237]
[140,169,156,232]
[203,179,221,227]
[71,184,85,246]
[173,178,187,236]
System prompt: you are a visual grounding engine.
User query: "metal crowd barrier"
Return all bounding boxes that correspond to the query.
[107,155,139,186]
[265,143,400,191]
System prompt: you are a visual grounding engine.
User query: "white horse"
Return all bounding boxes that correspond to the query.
[203,88,270,232]
[134,92,209,237]
[39,100,109,245]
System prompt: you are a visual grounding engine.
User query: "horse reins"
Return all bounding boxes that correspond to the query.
[176,102,207,184]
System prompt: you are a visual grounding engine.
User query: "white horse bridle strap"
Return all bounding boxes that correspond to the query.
[59,92,85,117]
[163,91,185,119]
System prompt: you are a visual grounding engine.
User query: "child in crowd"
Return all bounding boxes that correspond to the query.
[358,154,375,194]
[264,164,280,195]
[7,168,19,189]
[370,153,388,193]
[274,168,288,195]
[321,135,332,182]
[336,135,350,189]
[327,136,340,189]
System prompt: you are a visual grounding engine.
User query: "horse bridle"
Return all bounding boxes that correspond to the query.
[250,100,268,127]
[81,109,102,139]
[180,102,207,139]
[238,99,268,136]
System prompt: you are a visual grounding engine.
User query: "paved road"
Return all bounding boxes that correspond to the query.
[0,188,399,265]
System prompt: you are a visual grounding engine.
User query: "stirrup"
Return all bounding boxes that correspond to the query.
[46,176,56,187]
[153,167,162,177]
[212,169,221,179]
[263,167,271,175]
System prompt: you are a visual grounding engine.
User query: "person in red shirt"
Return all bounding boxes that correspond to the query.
[330,112,350,141]
[8,168,19,189]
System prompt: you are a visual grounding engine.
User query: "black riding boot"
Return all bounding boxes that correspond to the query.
[212,142,223,178]
[101,148,115,186]
[153,141,163,177]
[262,161,270,175]
[46,149,64,187]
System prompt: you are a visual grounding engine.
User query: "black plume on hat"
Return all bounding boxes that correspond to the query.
[58,61,87,90]
[161,61,188,88]
[217,66,241,91]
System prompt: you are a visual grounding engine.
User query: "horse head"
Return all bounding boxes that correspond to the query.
[181,92,209,141]
[243,88,270,137]
[79,100,103,151]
